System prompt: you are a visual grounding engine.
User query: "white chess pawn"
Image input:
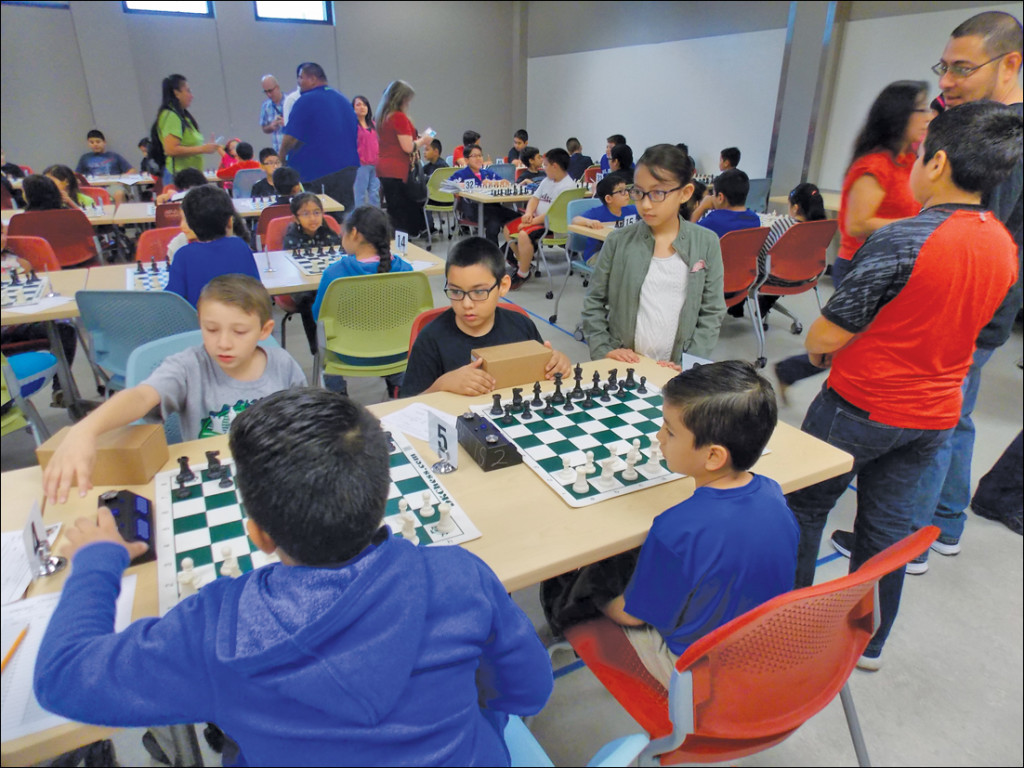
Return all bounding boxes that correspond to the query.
[584,450,596,475]
[572,465,590,494]
[554,456,576,484]
[398,498,409,516]
[436,502,456,534]
[630,439,642,464]
[177,557,198,597]
[220,545,241,578]
[622,454,639,481]
[401,509,418,540]
[421,490,432,511]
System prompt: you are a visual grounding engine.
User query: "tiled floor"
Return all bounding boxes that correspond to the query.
[4,233,1021,766]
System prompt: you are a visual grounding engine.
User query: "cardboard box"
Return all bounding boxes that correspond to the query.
[36,424,169,486]
[471,340,552,389]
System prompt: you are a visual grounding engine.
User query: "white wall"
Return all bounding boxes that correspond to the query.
[816,2,1022,191]
[526,28,788,178]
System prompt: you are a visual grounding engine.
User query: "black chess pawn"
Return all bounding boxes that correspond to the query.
[490,393,503,416]
[521,403,533,420]
[10,269,20,286]
[582,389,595,408]
[136,260,145,275]
[637,376,648,395]
[607,369,619,392]
[173,478,190,500]
[624,368,637,389]
[28,270,38,283]
[501,404,515,426]
[384,430,396,451]
[563,396,575,412]
[542,396,556,417]
[150,257,159,274]
[531,382,543,408]
[176,456,195,484]
[218,465,234,489]
[600,384,611,402]
[551,374,565,405]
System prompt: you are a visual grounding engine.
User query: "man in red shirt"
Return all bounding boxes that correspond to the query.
[785,101,1020,670]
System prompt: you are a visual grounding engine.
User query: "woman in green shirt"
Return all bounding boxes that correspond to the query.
[155,74,220,180]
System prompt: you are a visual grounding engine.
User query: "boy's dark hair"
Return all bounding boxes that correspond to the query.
[182,184,235,241]
[463,143,483,158]
[544,147,570,171]
[258,147,278,163]
[521,146,541,165]
[229,388,390,565]
[289,190,322,216]
[714,169,750,206]
[680,179,708,220]
[607,134,626,146]
[462,130,481,145]
[272,166,301,195]
[235,142,254,161]
[173,167,207,191]
[720,147,741,168]
[345,205,394,272]
[138,137,152,150]
[637,144,694,187]
[198,274,273,325]
[566,137,582,154]
[610,143,633,170]
[429,138,442,153]
[663,360,777,472]
[951,11,1023,60]
[87,129,105,141]
[22,174,64,211]
[595,172,627,202]
[514,128,529,142]
[446,235,505,281]
[922,100,1023,196]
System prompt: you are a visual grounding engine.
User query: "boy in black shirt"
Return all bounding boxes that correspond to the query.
[250,148,281,197]
[401,237,571,396]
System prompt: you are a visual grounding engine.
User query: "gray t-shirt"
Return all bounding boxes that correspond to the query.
[143,345,306,439]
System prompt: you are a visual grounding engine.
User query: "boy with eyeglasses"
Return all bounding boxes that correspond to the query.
[571,172,638,263]
[400,237,571,397]
[250,148,281,197]
[450,144,517,244]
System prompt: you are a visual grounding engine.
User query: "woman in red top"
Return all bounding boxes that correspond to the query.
[835,80,932,285]
[376,80,432,237]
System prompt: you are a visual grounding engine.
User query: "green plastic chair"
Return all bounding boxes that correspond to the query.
[422,166,459,251]
[535,187,587,306]
[314,271,434,382]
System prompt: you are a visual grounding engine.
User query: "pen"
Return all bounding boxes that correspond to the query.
[2,625,29,673]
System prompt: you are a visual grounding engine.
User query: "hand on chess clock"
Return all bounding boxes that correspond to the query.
[62,507,150,561]
[606,347,641,364]
[543,342,572,380]
[434,357,497,396]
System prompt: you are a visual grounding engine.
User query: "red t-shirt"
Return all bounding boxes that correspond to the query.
[838,151,919,260]
[452,145,465,165]
[376,112,415,181]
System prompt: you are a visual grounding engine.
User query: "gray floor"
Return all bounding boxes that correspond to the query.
[5,233,1022,767]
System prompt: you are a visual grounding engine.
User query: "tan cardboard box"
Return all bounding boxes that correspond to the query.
[471,340,552,389]
[36,424,169,486]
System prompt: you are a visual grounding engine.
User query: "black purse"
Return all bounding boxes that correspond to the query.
[406,151,428,204]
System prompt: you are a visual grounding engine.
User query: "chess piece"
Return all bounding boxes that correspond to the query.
[555,457,576,484]
[173,477,190,500]
[136,260,145,275]
[205,450,224,479]
[583,450,596,475]
[218,465,234,489]
[176,456,195,484]
[501,404,515,426]
[398,498,409,516]
[582,390,595,408]
[637,376,648,395]
[177,557,198,597]
[10,269,20,286]
[572,466,590,494]
[491,393,503,416]
[607,369,619,392]
[511,387,524,412]
[624,368,637,389]
[435,502,456,534]
[420,491,435,519]
[220,545,241,578]
[563,396,575,412]
[384,430,396,451]
[629,439,642,464]
[531,382,543,407]
[150,256,159,274]
[570,365,585,399]
[522,403,533,420]
[600,384,611,402]
[551,373,565,405]
[591,371,602,395]
[542,396,556,417]
[401,509,417,540]
[622,454,639,481]
[594,458,616,490]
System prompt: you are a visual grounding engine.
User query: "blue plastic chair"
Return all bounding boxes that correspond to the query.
[75,290,199,392]
[1,351,56,444]
[503,715,648,767]
[488,163,517,183]
[565,197,604,257]
[126,330,280,444]
[232,169,265,199]
[747,178,771,213]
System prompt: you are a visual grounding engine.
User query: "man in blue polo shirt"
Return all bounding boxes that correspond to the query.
[279,62,360,212]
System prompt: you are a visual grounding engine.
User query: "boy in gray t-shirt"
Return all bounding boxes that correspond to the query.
[43,275,306,504]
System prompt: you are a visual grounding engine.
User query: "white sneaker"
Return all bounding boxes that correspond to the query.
[930,539,961,556]
[905,559,929,575]
[856,653,883,672]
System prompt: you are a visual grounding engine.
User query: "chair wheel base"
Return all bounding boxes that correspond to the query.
[756,357,767,368]
[425,245,432,252]
[548,315,557,323]
[545,291,554,300]
[791,322,803,334]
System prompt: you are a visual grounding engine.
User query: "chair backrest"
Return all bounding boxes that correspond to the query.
[256,204,292,248]
[319,271,433,361]
[1,182,14,210]
[445,154,454,167]
[5,236,61,273]
[7,209,99,267]
[19,165,33,175]
[763,219,839,288]
[135,227,182,263]
[746,178,771,213]
[543,188,588,238]
[80,186,113,206]
[265,217,292,251]
[719,227,769,308]
[75,290,199,382]
[232,168,265,199]
[75,172,89,187]
[425,166,458,204]
[324,215,342,234]
[565,198,604,255]
[155,202,183,229]
[583,165,602,184]
[566,526,939,765]
[488,163,516,183]
[408,303,529,353]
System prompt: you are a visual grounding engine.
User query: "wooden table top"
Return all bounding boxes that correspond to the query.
[568,222,614,242]
[2,206,115,228]
[110,194,344,226]
[457,189,534,204]
[0,269,90,326]
[84,174,154,187]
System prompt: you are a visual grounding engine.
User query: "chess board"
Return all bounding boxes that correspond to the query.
[236,197,278,213]
[285,248,342,276]
[0,271,49,308]
[125,262,170,291]
[471,372,684,508]
[154,436,478,614]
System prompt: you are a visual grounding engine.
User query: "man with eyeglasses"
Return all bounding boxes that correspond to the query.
[259,75,285,153]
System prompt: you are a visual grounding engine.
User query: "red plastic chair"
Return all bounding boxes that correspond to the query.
[19,165,33,175]
[718,226,769,366]
[80,186,113,206]
[752,219,839,359]
[135,227,181,263]
[74,172,89,188]
[5,236,61,273]
[155,203,183,229]
[1,183,14,210]
[408,304,529,353]
[265,215,342,251]
[583,165,602,184]
[255,204,292,250]
[564,526,940,767]
[6,209,101,267]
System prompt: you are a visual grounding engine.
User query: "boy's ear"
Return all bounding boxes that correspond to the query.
[246,518,277,554]
[704,443,730,473]
[496,273,512,297]
[259,318,275,340]
[925,149,949,182]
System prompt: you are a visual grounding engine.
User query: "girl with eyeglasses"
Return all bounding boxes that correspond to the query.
[581,144,726,370]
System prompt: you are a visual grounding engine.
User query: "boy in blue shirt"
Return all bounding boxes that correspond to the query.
[543,361,798,687]
[451,144,518,243]
[692,168,761,236]
[570,172,637,263]
[35,388,553,766]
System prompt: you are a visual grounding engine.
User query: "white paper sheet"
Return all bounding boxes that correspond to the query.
[3,296,74,314]
[380,402,457,443]
[1,525,60,606]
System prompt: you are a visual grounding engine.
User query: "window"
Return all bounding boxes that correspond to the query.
[123,1,212,17]
[254,1,331,24]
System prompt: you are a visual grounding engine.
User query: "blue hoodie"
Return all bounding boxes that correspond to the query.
[35,530,553,766]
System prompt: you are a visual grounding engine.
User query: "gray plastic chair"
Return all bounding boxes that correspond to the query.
[126,330,280,444]
[232,168,265,199]
[487,163,516,183]
[74,290,199,392]
[746,178,771,214]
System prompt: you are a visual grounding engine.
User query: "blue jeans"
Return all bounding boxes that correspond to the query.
[971,431,1023,530]
[910,345,995,555]
[353,164,380,208]
[774,256,851,386]
[785,386,953,656]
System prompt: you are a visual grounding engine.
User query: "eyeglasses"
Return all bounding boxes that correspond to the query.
[611,188,630,196]
[930,53,1008,79]
[297,209,323,219]
[263,88,278,94]
[444,281,499,301]
[628,185,683,203]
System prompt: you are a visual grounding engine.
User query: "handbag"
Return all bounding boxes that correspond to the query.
[405,151,428,205]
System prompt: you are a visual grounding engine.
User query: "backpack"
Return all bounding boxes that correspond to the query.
[149,117,167,173]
